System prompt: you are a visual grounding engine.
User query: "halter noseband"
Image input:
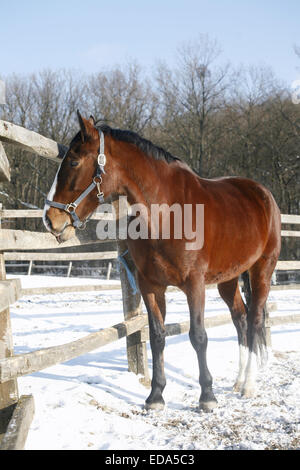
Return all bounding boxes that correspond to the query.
[45,129,106,230]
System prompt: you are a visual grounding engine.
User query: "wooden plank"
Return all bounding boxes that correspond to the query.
[0,228,297,253]
[4,251,118,261]
[270,283,300,290]
[276,260,300,270]
[0,314,148,383]
[0,228,115,251]
[0,120,67,162]
[0,279,22,312]
[0,255,19,413]
[269,314,300,326]
[124,314,232,344]
[165,320,190,337]
[135,310,298,344]
[19,282,290,297]
[0,142,10,182]
[281,214,300,224]
[3,210,298,228]
[0,395,34,450]
[281,230,300,237]
[2,210,298,224]
[21,283,121,295]
[0,210,44,218]
[0,209,116,220]
[164,314,232,338]
[25,264,70,270]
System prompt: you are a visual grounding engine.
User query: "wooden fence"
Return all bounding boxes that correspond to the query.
[4,250,118,278]
[0,205,143,449]
[0,119,299,449]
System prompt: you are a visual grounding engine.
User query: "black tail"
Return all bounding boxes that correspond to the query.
[241,271,267,364]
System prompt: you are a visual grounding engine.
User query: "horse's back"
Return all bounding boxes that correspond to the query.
[199,175,280,236]
[192,175,281,283]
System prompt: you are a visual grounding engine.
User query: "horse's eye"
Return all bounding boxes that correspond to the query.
[70,160,79,167]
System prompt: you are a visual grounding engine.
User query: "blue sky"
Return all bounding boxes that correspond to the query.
[1,0,299,85]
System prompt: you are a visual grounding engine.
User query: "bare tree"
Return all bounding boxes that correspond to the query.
[0,65,158,224]
[217,65,300,214]
[155,35,230,174]
[0,70,86,228]
[85,62,158,134]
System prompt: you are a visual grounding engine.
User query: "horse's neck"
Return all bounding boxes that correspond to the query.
[113,145,172,208]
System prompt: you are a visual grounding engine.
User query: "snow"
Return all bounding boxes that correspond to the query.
[6,275,300,450]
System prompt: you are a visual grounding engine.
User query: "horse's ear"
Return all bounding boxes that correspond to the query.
[77,110,89,143]
[89,115,96,126]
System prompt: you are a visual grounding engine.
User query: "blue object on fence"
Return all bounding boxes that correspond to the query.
[118,249,138,295]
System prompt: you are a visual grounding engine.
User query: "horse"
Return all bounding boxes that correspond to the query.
[43,111,281,412]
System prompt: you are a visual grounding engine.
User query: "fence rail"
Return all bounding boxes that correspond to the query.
[0,119,66,163]
[0,208,115,220]
[0,314,149,383]
[3,251,118,261]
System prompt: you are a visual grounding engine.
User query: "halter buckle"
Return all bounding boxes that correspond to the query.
[77,220,87,230]
[98,153,106,168]
[93,175,102,185]
[65,202,77,213]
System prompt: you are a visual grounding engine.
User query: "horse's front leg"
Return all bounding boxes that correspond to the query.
[138,275,167,410]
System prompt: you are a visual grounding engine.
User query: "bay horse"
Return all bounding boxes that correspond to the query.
[43,112,281,412]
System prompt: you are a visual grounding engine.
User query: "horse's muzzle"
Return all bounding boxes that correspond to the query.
[44,212,75,242]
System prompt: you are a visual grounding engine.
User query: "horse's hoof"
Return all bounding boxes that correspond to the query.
[233,381,243,392]
[241,386,256,398]
[199,400,218,412]
[144,400,165,411]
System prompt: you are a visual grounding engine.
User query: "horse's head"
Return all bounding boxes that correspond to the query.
[43,111,109,242]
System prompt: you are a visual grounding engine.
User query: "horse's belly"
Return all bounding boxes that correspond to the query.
[204,251,261,284]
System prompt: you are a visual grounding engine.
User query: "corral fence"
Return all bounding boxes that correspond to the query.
[0,208,119,280]
[0,120,299,450]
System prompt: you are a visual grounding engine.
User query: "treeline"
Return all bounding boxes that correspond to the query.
[0,37,299,257]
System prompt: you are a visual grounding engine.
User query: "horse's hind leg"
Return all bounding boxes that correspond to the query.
[138,275,167,410]
[218,277,248,392]
[242,254,277,397]
[186,275,217,412]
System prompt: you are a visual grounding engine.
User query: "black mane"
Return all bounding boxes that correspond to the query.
[96,123,180,164]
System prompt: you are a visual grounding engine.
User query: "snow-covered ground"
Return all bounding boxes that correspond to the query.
[6,275,300,450]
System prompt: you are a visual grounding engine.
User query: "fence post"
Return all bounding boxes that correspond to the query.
[27,260,33,276]
[113,201,150,387]
[0,206,19,436]
[0,251,19,437]
[67,261,72,278]
[106,262,112,280]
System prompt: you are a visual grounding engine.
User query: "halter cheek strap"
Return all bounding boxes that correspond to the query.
[46,129,106,230]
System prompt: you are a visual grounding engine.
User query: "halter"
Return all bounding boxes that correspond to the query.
[45,129,106,230]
